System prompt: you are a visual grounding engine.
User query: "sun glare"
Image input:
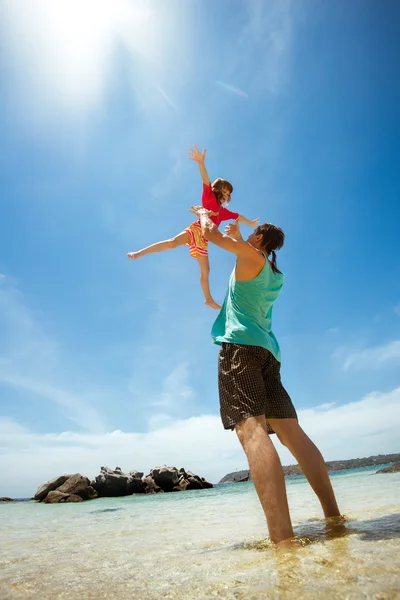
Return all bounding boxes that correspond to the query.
[6,0,159,114]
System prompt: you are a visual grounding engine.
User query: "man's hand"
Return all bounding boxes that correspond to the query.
[189,205,218,217]
[224,219,242,240]
[188,145,206,164]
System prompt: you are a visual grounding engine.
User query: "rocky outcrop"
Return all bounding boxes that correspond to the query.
[57,474,98,500]
[93,467,145,497]
[34,474,73,501]
[44,491,83,504]
[376,462,400,474]
[149,466,179,492]
[34,473,98,503]
[34,465,213,503]
[219,470,251,484]
[147,466,213,493]
[142,476,163,494]
[0,497,15,502]
[220,453,400,483]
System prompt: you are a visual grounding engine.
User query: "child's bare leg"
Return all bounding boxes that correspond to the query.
[127,231,187,260]
[196,256,221,310]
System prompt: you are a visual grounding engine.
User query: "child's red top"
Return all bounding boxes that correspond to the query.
[201,184,239,226]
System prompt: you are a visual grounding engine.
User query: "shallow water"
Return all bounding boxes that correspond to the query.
[1,465,399,599]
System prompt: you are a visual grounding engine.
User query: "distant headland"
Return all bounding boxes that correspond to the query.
[219,453,400,483]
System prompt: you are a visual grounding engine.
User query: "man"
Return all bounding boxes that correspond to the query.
[191,205,341,547]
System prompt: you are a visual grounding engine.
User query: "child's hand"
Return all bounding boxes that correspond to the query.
[188,145,206,164]
[251,217,260,228]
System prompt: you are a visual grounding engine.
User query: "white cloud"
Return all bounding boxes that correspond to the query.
[394,304,400,316]
[2,386,400,498]
[150,362,195,409]
[337,340,400,371]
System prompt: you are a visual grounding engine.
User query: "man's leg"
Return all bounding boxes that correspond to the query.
[269,418,340,518]
[235,415,295,544]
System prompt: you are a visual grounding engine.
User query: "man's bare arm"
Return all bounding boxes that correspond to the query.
[190,207,257,258]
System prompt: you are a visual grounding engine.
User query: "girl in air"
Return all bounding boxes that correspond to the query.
[127,146,259,309]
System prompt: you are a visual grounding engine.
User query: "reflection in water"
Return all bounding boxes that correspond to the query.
[1,468,399,599]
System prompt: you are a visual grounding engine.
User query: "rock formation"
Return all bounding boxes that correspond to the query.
[93,467,145,497]
[219,453,400,483]
[146,466,213,493]
[34,474,98,503]
[33,465,213,503]
[376,462,400,474]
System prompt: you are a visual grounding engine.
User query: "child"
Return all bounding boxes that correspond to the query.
[127,146,259,309]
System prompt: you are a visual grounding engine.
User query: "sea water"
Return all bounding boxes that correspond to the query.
[1,465,399,599]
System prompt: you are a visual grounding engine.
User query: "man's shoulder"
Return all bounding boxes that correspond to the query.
[233,245,264,279]
[236,242,265,262]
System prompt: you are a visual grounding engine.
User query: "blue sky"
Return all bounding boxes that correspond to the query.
[1,0,399,497]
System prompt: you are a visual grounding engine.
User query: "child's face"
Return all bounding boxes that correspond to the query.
[221,185,231,204]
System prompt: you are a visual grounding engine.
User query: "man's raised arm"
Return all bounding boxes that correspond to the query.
[189,206,256,259]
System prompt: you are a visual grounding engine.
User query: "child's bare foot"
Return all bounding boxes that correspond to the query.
[205,299,222,310]
[127,251,142,260]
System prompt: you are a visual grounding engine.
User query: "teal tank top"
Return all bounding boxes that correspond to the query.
[211,256,284,361]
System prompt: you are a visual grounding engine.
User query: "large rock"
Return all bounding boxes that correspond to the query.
[129,471,145,494]
[94,466,144,497]
[149,467,213,492]
[57,473,98,500]
[377,462,400,474]
[142,476,163,494]
[44,490,83,504]
[186,471,213,490]
[0,497,15,502]
[149,466,180,492]
[34,474,73,501]
[172,477,190,492]
[36,473,98,503]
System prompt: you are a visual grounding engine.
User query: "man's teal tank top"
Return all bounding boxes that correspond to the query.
[211,256,284,361]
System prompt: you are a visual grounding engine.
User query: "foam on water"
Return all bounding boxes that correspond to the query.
[1,466,399,599]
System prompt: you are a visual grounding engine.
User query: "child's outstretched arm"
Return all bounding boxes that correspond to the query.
[188,146,211,185]
[238,215,260,228]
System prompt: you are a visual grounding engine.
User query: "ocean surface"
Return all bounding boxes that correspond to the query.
[1,465,399,599]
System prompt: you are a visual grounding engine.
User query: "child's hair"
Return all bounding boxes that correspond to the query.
[255,223,285,273]
[212,178,233,205]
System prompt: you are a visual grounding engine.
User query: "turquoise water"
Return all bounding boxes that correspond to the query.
[1,465,399,599]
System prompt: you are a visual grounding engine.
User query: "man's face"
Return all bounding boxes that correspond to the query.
[247,231,262,248]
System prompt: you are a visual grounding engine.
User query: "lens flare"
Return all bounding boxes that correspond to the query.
[215,81,248,99]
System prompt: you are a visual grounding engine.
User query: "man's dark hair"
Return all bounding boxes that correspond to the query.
[255,223,285,273]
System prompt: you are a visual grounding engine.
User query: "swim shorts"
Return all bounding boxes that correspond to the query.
[185,221,208,258]
[218,343,298,434]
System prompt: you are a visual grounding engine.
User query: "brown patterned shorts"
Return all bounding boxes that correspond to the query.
[218,343,298,434]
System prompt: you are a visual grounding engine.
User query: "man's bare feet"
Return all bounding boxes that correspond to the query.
[205,299,222,310]
[275,537,304,552]
[127,251,142,260]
